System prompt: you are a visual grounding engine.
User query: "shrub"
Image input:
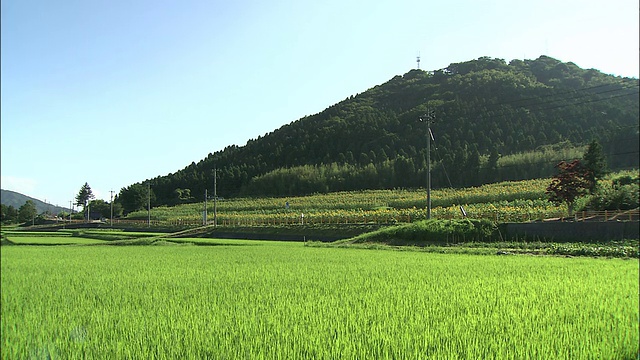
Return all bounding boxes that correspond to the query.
[581,173,639,211]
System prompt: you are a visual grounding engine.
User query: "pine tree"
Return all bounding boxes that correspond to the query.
[582,140,608,193]
[75,182,95,214]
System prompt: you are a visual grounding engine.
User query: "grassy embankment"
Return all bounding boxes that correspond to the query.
[3,221,638,258]
[321,219,639,258]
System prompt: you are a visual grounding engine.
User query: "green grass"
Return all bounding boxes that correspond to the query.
[3,236,107,245]
[2,243,638,358]
[68,229,166,241]
[1,230,104,245]
[1,229,166,245]
[166,237,271,246]
[1,231,73,237]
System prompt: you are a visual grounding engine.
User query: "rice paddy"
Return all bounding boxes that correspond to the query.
[1,241,638,359]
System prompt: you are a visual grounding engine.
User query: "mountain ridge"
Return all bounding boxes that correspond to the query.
[1,189,70,215]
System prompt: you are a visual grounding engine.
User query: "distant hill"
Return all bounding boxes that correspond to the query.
[1,189,69,214]
[116,55,639,212]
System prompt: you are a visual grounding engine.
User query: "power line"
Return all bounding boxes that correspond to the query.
[527,90,639,113]
[461,86,639,123]
[485,81,638,110]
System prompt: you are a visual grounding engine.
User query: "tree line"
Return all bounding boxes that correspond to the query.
[1,201,39,225]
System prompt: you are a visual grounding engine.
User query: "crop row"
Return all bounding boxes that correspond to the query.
[127,179,548,221]
[122,199,563,226]
[125,179,556,223]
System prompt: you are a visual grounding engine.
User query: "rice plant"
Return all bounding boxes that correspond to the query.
[2,243,638,358]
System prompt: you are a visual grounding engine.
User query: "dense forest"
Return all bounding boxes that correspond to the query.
[117,56,639,213]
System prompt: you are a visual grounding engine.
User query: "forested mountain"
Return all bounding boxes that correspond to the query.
[118,56,639,212]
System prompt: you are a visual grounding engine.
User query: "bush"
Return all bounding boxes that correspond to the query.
[582,173,639,210]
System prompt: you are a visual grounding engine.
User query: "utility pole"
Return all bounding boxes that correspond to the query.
[213,168,217,227]
[204,189,208,225]
[109,190,115,227]
[420,109,436,219]
[147,183,151,227]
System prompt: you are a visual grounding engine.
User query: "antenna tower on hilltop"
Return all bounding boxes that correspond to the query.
[416,52,421,69]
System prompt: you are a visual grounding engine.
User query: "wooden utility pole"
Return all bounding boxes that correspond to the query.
[204,189,208,225]
[147,183,150,227]
[110,190,115,226]
[421,109,436,219]
[213,168,217,227]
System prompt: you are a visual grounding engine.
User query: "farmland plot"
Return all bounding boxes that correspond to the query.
[1,242,638,359]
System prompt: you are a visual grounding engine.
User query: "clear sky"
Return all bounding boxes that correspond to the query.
[2,0,638,208]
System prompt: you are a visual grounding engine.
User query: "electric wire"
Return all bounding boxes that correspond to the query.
[483,81,639,110]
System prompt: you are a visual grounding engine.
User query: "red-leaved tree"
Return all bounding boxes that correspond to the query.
[546,160,594,216]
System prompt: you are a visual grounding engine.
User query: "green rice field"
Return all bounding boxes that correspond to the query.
[1,241,638,359]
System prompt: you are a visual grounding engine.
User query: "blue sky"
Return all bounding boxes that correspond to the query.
[2,0,638,208]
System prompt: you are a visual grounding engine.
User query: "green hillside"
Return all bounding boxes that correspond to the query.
[0,189,69,215]
[117,56,639,213]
